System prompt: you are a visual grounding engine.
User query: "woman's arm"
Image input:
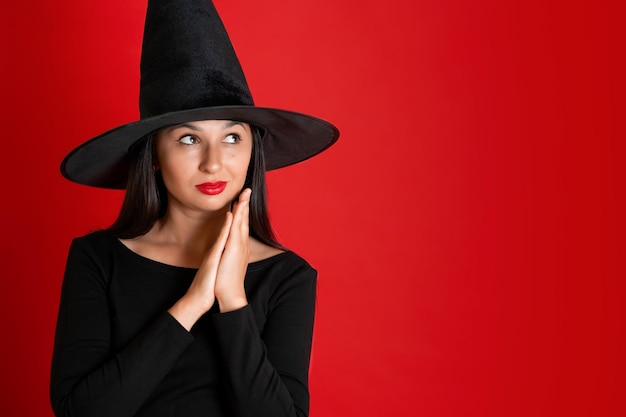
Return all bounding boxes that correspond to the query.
[50,238,194,417]
[212,263,317,417]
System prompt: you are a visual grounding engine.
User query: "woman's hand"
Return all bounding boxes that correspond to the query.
[168,189,251,330]
[214,188,251,312]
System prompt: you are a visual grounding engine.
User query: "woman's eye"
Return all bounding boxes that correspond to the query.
[178,135,197,145]
[224,133,240,144]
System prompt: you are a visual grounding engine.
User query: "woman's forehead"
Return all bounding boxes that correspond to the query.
[169,120,250,130]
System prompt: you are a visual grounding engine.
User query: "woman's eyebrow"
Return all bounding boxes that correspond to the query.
[169,123,202,131]
[222,121,245,129]
[167,121,245,132]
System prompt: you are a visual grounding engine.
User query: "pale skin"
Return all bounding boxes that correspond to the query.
[121,120,283,331]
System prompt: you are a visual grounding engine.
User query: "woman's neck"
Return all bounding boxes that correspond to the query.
[119,204,284,268]
[151,207,228,254]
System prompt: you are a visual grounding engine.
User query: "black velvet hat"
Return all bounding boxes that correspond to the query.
[61,0,339,189]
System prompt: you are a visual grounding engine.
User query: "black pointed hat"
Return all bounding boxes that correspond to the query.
[61,0,339,189]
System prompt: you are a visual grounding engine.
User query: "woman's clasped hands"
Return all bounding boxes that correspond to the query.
[169,188,252,331]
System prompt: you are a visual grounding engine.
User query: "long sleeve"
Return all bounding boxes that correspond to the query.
[50,238,194,417]
[212,263,316,417]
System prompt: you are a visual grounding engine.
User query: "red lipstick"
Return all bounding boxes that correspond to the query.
[195,181,227,195]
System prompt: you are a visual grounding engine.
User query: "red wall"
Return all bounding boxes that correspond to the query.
[1,0,624,415]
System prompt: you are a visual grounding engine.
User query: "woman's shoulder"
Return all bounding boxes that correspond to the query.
[248,241,317,284]
[71,230,117,250]
[67,230,129,268]
[62,231,126,286]
[249,239,310,266]
[248,238,285,263]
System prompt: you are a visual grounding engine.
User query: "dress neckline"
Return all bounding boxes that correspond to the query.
[107,233,292,271]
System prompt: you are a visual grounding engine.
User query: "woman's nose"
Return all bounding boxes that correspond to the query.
[199,145,222,173]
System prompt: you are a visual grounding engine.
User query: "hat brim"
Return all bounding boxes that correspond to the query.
[61,106,339,189]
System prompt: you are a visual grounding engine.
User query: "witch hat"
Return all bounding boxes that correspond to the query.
[61,0,339,189]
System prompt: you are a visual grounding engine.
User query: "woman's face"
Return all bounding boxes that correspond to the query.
[155,119,253,215]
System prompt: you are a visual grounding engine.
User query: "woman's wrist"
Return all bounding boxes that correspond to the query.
[216,291,248,313]
[168,295,208,331]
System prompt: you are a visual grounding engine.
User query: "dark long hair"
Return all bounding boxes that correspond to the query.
[106,127,283,249]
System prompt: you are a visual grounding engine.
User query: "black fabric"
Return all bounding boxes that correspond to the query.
[140,0,254,118]
[50,232,316,417]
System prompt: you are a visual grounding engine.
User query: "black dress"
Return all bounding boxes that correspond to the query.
[50,232,316,417]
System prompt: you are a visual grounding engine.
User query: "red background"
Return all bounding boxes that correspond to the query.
[1,0,624,415]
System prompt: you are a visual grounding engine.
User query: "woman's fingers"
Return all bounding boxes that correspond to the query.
[197,211,232,278]
[240,189,250,236]
[171,190,252,326]
[169,191,250,328]
[215,189,251,312]
[174,212,233,317]
[211,211,234,258]
[230,189,250,238]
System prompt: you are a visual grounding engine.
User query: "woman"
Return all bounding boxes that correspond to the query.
[50,1,339,416]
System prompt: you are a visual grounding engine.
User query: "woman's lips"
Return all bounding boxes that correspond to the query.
[195,181,227,195]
